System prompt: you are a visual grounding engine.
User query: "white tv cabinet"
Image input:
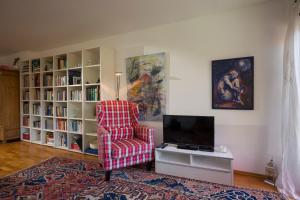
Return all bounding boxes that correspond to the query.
[155,145,234,185]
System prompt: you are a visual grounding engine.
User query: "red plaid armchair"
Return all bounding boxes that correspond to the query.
[97,100,155,181]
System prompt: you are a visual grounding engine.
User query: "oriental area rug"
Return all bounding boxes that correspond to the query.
[0,157,286,200]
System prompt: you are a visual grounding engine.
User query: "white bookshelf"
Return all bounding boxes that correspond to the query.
[19,47,112,156]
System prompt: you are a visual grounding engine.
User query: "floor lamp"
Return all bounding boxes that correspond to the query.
[115,72,122,100]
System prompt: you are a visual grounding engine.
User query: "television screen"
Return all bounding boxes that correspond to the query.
[163,115,214,150]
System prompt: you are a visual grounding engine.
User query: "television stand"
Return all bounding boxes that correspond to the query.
[155,145,234,185]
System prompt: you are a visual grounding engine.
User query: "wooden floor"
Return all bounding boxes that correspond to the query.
[0,141,276,192]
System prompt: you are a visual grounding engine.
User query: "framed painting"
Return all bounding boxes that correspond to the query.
[212,57,254,110]
[126,52,166,121]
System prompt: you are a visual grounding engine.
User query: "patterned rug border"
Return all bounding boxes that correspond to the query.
[4,157,279,194]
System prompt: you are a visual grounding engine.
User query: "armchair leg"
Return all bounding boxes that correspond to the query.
[146,161,152,171]
[105,170,112,181]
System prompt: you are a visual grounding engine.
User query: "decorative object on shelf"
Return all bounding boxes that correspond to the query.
[115,72,122,101]
[212,57,254,110]
[264,158,277,186]
[126,52,166,121]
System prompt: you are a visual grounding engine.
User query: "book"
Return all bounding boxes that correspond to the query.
[45,104,53,116]
[56,106,67,117]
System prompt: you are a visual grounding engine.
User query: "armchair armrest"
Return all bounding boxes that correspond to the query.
[97,126,112,161]
[134,125,155,146]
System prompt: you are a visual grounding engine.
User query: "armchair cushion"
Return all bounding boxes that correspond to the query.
[111,138,152,159]
[107,126,134,141]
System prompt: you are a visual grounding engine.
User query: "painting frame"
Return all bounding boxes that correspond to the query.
[126,52,166,121]
[212,56,254,110]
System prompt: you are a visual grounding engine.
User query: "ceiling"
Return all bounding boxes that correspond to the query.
[0,0,269,57]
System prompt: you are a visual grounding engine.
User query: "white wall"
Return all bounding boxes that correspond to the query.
[1,0,287,174]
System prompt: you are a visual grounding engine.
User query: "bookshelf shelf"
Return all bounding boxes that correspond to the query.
[85,64,101,68]
[45,129,54,132]
[68,66,82,70]
[85,83,100,86]
[19,47,113,156]
[32,140,42,144]
[85,118,96,121]
[86,133,97,137]
[55,129,68,133]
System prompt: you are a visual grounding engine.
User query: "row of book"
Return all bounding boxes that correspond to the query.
[33,120,40,128]
[58,133,67,147]
[34,74,40,87]
[23,91,30,100]
[43,74,53,86]
[56,119,67,131]
[57,90,67,101]
[34,89,40,100]
[45,104,53,116]
[23,116,29,126]
[23,103,29,114]
[33,104,40,115]
[69,120,82,133]
[86,86,100,101]
[70,76,81,85]
[23,75,30,87]
[55,75,67,86]
[56,106,67,117]
[70,90,82,101]
[44,90,53,101]
[45,118,53,130]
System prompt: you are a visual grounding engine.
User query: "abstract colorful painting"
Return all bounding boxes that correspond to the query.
[126,53,166,121]
[212,57,254,110]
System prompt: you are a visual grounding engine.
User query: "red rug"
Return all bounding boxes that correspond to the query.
[0,157,286,199]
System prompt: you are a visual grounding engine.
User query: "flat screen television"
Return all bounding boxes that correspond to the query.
[163,115,214,152]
